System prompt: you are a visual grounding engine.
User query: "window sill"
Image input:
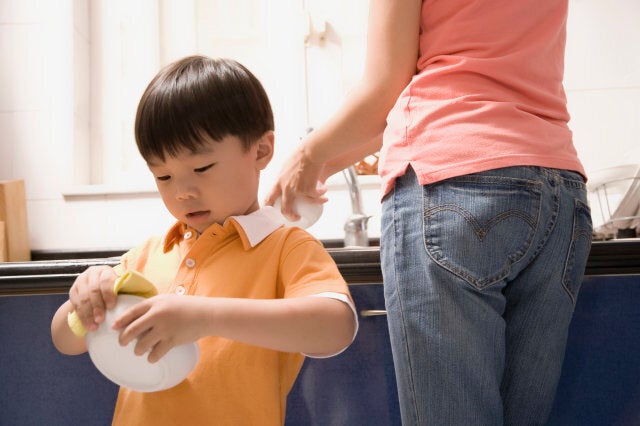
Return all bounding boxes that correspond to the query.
[325,174,381,191]
[61,175,380,199]
[62,184,159,199]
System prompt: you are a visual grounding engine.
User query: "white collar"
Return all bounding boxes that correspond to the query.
[229,206,285,247]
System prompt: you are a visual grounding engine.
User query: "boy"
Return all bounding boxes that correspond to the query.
[51,55,357,425]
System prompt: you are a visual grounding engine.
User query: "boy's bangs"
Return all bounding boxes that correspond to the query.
[136,79,228,161]
[137,106,217,161]
[135,56,274,161]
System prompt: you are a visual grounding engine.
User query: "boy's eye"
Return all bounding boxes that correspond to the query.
[156,175,171,181]
[194,163,215,173]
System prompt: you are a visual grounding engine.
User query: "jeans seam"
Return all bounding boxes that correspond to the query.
[561,199,592,305]
[389,185,421,424]
[389,184,424,424]
[526,180,560,267]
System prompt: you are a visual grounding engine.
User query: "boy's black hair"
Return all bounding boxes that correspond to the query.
[135,55,274,161]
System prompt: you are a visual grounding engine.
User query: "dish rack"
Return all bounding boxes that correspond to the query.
[587,164,640,239]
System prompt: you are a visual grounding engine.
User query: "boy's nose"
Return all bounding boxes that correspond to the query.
[175,183,198,200]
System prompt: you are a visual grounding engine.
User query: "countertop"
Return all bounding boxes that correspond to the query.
[1,239,639,295]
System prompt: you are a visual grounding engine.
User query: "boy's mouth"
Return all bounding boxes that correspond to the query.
[186,210,210,219]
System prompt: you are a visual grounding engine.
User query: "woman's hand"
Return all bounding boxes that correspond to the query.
[265,144,327,221]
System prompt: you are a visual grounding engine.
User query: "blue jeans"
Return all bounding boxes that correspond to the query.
[381,166,592,425]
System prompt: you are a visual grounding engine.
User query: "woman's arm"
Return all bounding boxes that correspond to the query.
[303,0,422,164]
[266,0,422,215]
[320,133,383,181]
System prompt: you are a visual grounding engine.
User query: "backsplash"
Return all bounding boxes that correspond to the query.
[0,0,638,252]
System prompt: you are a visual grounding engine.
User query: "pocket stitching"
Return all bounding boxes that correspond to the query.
[423,180,541,290]
[562,199,592,304]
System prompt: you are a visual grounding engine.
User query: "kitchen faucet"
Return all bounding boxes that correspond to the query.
[303,128,370,246]
[342,166,370,247]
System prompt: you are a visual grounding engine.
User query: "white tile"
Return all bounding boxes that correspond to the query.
[0,24,46,112]
[8,110,74,200]
[566,1,640,89]
[73,31,90,119]
[568,88,640,175]
[29,195,175,251]
[0,0,45,23]
[102,196,174,247]
[0,112,16,179]
[72,0,90,40]
[27,197,108,251]
[73,111,91,184]
[0,111,60,194]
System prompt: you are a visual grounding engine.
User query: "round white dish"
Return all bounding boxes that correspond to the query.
[85,294,200,393]
[273,197,323,229]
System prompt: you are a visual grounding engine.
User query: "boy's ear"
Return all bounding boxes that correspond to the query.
[255,130,275,170]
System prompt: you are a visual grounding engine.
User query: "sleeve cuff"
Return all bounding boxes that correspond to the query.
[303,292,360,359]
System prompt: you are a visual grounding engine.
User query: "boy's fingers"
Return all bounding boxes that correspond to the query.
[88,287,106,324]
[114,302,150,343]
[99,268,118,309]
[132,328,158,358]
[87,269,113,324]
[75,298,98,331]
[146,341,169,364]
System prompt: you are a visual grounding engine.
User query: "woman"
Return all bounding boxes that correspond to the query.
[267,1,592,424]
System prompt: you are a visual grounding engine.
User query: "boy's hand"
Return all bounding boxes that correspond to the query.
[113,294,204,363]
[69,265,118,332]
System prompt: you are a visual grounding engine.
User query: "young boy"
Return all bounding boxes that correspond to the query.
[51,55,357,425]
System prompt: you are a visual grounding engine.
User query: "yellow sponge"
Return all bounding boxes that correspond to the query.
[67,270,158,338]
[112,270,158,299]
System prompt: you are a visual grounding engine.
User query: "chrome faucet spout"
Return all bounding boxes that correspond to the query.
[343,166,364,215]
[342,166,370,247]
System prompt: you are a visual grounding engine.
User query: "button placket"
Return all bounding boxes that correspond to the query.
[174,257,197,296]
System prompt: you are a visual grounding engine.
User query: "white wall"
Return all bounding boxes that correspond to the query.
[565,1,640,173]
[0,0,638,253]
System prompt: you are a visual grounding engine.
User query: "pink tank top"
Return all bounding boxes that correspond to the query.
[379,0,585,196]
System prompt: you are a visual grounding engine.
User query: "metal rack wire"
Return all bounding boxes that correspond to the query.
[588,164,640,239]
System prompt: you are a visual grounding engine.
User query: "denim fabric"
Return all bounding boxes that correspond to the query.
[381,166,592,426]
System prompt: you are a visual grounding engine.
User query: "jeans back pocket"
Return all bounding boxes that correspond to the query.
[423,174,542,290]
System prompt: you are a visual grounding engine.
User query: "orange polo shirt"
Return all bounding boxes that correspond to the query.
[110,207,355,426]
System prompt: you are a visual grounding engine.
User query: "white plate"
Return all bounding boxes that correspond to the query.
[85,294,200,393]
[273,197,323,229]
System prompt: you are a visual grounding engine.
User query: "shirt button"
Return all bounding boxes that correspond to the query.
[184,231,193,239]
[185,258,196,268]
[175,285,186,295]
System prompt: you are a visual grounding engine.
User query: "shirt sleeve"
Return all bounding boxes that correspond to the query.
[277,230,358,358]
[303,292,360,358]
